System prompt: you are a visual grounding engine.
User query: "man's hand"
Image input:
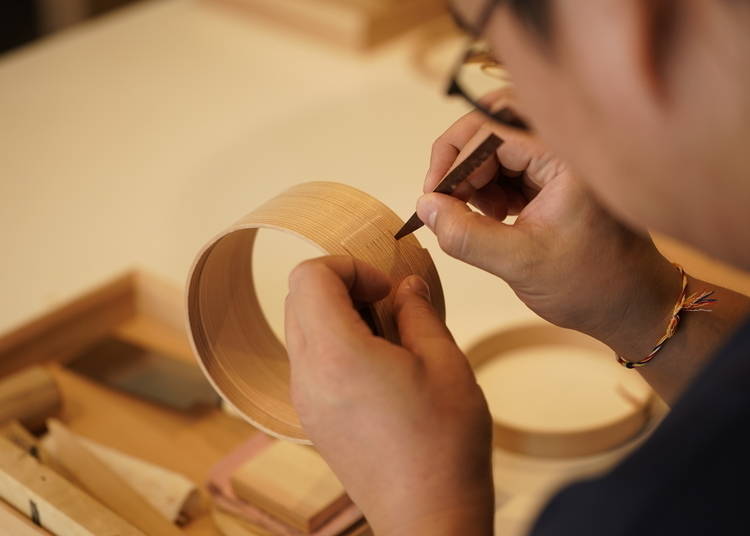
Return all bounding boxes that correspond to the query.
[419,96,681,358]
[285,256,494,536]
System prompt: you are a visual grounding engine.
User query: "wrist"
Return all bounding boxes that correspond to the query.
[377,501,495,536]
[592,251,682,359]
[368,476,495,536]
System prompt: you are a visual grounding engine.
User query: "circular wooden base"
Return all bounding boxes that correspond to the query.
[468,323,653,458]
[186,182,445,442]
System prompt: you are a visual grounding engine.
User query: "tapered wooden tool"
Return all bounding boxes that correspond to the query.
[0,435,145,536]
[41,425,201,524]
[394,134,502,239]
[44,420,184,536]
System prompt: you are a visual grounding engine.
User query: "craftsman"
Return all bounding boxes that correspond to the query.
[284,1,750,534]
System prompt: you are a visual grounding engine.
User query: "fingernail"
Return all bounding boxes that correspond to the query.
[405,275,431,302]
[416,195,437,231]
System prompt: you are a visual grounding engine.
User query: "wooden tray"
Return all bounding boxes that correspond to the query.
[0,270,258,535]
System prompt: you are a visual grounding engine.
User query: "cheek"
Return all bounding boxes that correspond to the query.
[507,58,660,231]
[503,53,595,177]
[489,16,668,232]
[489,22,594,169]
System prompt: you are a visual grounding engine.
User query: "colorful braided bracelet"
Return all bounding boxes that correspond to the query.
[617,264,717,369]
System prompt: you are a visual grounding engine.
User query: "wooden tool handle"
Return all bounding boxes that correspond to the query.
[186,182,445,442]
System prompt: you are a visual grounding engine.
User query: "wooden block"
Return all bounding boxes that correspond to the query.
[230,441,350,533]
[0,366,60,431]
[44,420,184,536]
[211,507,273,536]
[0,421,38,455]
[0,435,144,535]
[341,520,373,536]
[0,500,52,535]
[41,428,202,524]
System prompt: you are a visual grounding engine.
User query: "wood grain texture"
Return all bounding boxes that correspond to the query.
[0,366,60,432]
[45,364,255,536]
[211,507,274,536]
[0,435,145,536]
[0,271,261,536]
[468,323,653,458]
[229,441,350,533]
[0,421,38,454]
[0,500,52,536]
[42,428,201,525]
[186,181,445,442]
[44,419,185,536]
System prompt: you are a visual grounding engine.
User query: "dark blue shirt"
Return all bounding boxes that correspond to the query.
[530,316,750,535]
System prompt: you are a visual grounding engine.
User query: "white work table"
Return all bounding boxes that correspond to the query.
[0,0,536,349]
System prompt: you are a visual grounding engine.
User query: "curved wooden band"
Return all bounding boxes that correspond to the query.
[186,182,445,443]
[465,324,652,458]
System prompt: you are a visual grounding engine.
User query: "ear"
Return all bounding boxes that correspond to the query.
[634,0,679,100]
[558,0,676,113]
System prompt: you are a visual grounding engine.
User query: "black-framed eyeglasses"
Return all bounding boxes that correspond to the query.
[446,1,531,132]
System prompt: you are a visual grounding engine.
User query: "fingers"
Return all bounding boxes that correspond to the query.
[425,109,489,194]
[424,88,528,192]
[393,275,461,361]
[468,181,510,221]
[448,125,507,201]
[416,193,530,282]
[425,90,549,209]
[284,294,306,356]
[497,140,533,177]
[286,256,391,358]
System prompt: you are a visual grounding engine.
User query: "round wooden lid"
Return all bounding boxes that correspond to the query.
[468,324,652,458]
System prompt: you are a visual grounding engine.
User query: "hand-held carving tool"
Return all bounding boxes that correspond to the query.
[394,133,503,240]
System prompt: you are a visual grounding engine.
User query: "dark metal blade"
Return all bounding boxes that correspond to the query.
[394,133,503,240]
[394,213,424,240]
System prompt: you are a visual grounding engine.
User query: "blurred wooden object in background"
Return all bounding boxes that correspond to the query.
[41,423,202,525]
[0,367,60,432]
[212,0,446,50]
[0,500,52,536]
[469,324,654,459]
[0,436,145,536]
[36,0,144,34]
[229,441,351,533]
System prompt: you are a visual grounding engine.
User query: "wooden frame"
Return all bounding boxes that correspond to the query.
[0,269,255,536]
[0,270,194,379]
[467,323,655,458]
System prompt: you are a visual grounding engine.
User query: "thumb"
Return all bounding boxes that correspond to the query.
[393,275,460,360]
[417,192,528,282]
